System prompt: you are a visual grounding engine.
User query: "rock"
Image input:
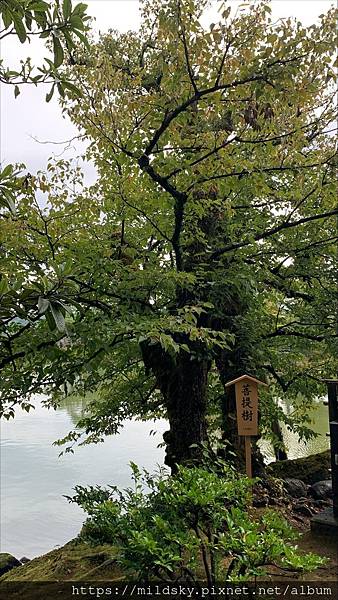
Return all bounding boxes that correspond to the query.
[253,497,269,508]
[312,499,326,508]
[268,450,331,484]
[19,557,30,564]
[283,478,309,498]
[0,553,21,577]
[293,504,314,517]
[309,480,333,500]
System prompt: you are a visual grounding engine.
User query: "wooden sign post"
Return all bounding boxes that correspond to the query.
[323,380,338,518]
[311,380,338,534]
[225,375,268,478]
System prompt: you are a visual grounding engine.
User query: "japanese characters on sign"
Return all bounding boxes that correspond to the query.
[234,378,258,436]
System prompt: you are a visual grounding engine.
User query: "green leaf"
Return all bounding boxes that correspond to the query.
[50,303,66,333]
[2,10,12,29]
[31,74,43,83]
[0,164,13,179]
[72,28,90,48]
[0,277,10,296]
[70,15,85,30]
[62,29,75,49]
[45,83,55,103]
[61,80,81,96]
[63,0,72,19]
[45,309,56,331]
[57,82,65,98]
[72,3,87,17]
[37,297,50,314]
[25,11,33,30]
[14,85,20,98]
[53,35,64,68]
[12,15,27,43]
[33,11,47,29]
[0,190,16,214]
[29,1,49,11]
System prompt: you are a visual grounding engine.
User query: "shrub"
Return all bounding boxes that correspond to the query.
[67,461,326,583]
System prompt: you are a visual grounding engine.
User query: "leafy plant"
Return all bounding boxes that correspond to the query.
[68,461,326,583]
[0,1,90,231]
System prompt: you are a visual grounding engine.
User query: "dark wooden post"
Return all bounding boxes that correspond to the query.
[311,380,338,533]
[324,380,338,518]
[325,380,338,421]
[330,422,338,518]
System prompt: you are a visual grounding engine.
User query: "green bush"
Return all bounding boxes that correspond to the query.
[67,461,326,583]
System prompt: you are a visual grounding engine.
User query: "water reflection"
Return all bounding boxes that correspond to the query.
[260,398,330,462]
[281,398,329,458]
[58,394,90,426]
[0,396,167,558]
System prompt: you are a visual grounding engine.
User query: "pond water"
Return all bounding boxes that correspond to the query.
[0,396,329,559]
[0,396,167,559]
[261,398,330,462]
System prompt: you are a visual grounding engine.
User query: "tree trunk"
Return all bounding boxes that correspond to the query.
[141,340,210,471]
[164,355,210,470]
[271,420,288,461]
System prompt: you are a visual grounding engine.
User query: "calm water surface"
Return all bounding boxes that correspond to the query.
[261,398,330,462]
[0,396,167,558]
[0,396,329,558]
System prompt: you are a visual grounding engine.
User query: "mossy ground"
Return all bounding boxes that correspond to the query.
[268,450,331,484]
[1,522,336,586]
[0,539,123,583]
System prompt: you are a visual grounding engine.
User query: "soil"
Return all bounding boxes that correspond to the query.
[297,531,337,581]
[251,477,337,581]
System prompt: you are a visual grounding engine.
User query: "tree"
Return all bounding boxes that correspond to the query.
[0,0,89,212]
[0,0,337,471]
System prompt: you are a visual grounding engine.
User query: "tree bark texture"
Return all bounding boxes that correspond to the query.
[141,340,210,471]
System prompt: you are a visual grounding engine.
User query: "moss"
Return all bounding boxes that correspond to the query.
[0,540,122,583]
[0,553,21,575]
[0,554,16,569]
[268,450,331,485]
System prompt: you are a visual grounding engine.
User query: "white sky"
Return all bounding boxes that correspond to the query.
[0,0,334,184]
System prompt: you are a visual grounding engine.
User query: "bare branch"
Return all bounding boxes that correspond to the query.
[211,208,338,260]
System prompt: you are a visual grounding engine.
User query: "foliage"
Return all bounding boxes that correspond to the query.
[0,0,89,98]
[0,0,337,461]
[68,461,325,583]
[0,1,89,226]
[0,163,24,213]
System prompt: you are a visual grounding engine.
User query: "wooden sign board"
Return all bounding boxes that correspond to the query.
[225,375,268,479]
[235,379,258,436]
[225,374,267,437]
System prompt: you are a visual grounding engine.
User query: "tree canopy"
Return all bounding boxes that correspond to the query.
[0,0,337,468]
[0,0,89,212]
[0,0,89,96]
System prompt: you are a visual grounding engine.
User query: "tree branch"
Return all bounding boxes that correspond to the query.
[211,208,338,260]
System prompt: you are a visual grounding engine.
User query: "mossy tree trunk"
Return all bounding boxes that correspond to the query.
[141,340,210,471]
